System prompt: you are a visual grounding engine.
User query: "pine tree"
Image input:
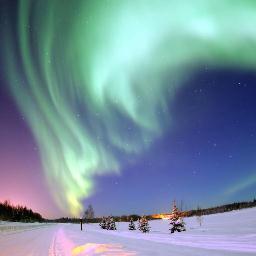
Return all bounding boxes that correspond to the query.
[99,217,107,229]
[128,218,136,230]
[108,217,117,230]
[169,201,186,233]
[105,216,111,230]
[138,216,150,233]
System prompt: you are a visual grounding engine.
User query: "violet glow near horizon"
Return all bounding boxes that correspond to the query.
[0,0,256,218]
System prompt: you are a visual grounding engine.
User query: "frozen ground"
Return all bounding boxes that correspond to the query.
[0,207,256,256]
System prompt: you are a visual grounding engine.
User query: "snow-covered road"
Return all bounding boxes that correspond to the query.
[0,208,256,256]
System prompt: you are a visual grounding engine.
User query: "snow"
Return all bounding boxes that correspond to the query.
[0,207,256,255]
[0,221,53,233]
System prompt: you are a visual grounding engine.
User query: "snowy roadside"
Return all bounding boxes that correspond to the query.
[0,222,55,234]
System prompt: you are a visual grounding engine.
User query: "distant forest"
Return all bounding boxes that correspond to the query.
[1,199,255,223]
[186,199,256,217]
[0,200,43,222]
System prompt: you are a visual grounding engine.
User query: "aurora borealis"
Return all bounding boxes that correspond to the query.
[0,0,256,217]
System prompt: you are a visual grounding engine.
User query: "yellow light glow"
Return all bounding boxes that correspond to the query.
[71,243,136,256]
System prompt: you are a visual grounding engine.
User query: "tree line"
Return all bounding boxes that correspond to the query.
[0,200,43,222]
[1,199,255,223]
[186,199,256,217]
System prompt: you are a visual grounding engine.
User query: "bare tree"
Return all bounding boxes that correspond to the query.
[84,204,95,220]
[180,200,183,212]
[196,206,203,227]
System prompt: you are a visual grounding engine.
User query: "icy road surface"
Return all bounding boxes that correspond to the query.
[0,207,256,256]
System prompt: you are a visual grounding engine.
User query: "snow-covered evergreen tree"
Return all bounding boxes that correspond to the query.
[99,217,107,229]
[105,217,111,230]
[138,216,150,233]
[169,202,186,233]
[108,217,117,230]
[128,218,136,230]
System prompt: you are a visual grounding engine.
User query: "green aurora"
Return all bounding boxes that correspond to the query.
[2,0,256,215]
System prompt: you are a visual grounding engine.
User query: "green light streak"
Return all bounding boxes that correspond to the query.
[225,173,256,196]
[2,0,256,215]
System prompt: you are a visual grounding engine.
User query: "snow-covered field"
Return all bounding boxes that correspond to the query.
[0,207,256,256]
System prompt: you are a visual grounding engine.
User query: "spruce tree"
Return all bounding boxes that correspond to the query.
[105,216,111,230]
[138,216,150,233]
[128,218,136,230]
[169,202,186,233]
[99,217,107,229]
[108,217,117,230]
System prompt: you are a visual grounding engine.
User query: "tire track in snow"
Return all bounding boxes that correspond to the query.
[48,228,74,256]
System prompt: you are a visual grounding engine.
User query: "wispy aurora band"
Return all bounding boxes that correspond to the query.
[2,0,256,215]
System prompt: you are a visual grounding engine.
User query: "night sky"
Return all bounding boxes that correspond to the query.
[0,0,256,218]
